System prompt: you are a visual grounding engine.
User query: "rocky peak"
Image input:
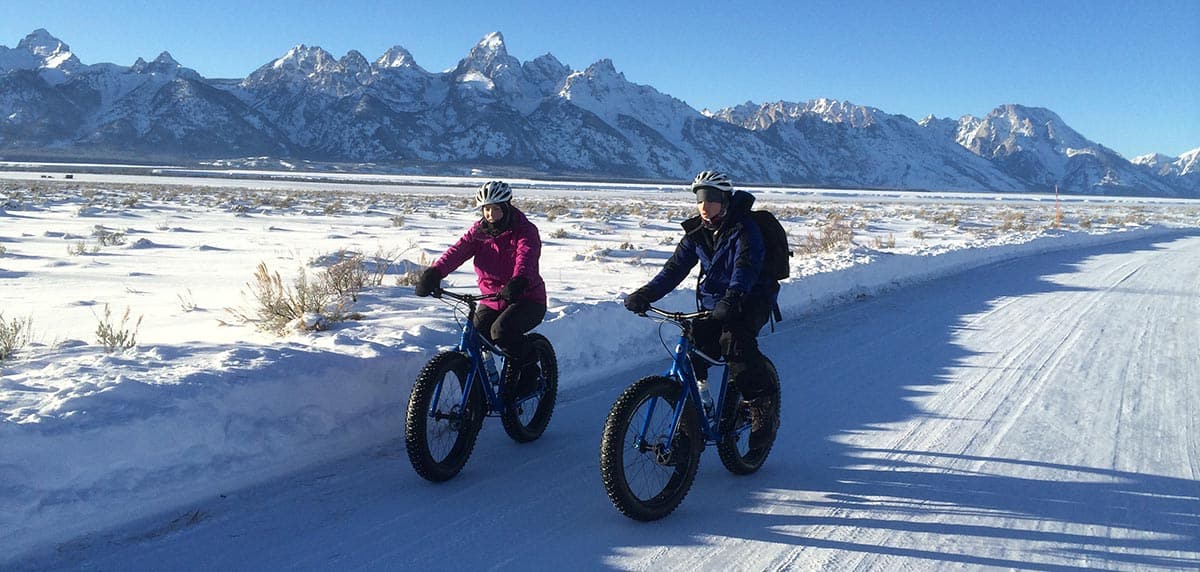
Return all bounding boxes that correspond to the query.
[14,28,80,70]
[583,58,622,81]
[376,45,422,71]
[522,53,570,87]
[131,51,184,74]
[17,29,65,57]
[340,50,370,75]
[274,44,339,75]
[456,31,517,78]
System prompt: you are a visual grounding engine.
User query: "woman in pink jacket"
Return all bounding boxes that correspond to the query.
[414,181,547,396]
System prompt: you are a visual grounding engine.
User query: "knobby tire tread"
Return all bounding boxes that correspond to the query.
[405,351,483,482]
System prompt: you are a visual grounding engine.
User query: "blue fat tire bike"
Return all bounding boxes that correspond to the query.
[599,306,780,521]
[405,289,558,482]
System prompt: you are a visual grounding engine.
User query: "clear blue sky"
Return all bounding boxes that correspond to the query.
[4,0,1197,158]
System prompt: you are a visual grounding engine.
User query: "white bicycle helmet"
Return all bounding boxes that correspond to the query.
[691,170,733,202]
[476,180,513,207]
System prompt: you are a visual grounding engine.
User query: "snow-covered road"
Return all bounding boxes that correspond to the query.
[21,233,1200,571]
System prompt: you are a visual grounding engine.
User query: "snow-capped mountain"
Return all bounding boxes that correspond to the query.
[1181,148,1200,176]
[1134,147,1199,183]
[712,99,1025,191]
[0,28,81,77]
[1132,147,1200,192]
[0,29,287,159]
[946,104,1181,196]
[0,29,1194,196]
[1133,152,1178,175]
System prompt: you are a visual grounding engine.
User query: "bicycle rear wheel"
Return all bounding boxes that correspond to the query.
[500,333,558,443]
[716,358,780,474]
[599,376,702,521]
[405,351,485,482]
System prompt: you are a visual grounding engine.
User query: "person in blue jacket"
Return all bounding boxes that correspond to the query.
[623,170,780,448]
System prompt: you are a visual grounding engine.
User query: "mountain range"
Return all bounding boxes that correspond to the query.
[1,29,1196,196]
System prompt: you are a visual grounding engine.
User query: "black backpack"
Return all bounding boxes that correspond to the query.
[750,209,792,282]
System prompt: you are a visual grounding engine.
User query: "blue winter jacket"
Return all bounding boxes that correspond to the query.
[642,190,766,309]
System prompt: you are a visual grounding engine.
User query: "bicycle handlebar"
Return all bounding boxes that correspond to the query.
[435,288,502,304]
[642,306,711,322]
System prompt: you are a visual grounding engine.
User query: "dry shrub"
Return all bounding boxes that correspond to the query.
[871,233,896,249]
[365,246,410,286]
[396,252,432,287]
[95,304,142,352]
[92,225,127,246]
[321,251,370,301]
[997,210,1029,232]
[542,203,570,221]
[930,210,961,227]
[0,313,32,360]
[800,213,853,254]
[230,262,351,335]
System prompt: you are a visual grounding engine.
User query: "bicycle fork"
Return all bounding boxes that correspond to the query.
[431,328,506,424]
[633,341,728,463]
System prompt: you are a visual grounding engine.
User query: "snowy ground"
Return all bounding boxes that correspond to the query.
[1,168,1198,569]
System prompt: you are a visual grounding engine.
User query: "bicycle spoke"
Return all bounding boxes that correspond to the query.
[623,399,679,501]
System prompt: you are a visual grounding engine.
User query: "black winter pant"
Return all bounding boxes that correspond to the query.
[474,301,547,363]
[690,284,780,401]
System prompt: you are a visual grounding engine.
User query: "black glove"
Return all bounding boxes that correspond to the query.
[500,276,529,301]
[624,288,651,314]
[712,290,743,322]
[414,267,441,297]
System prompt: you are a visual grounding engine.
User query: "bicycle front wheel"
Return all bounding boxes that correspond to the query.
[405,351,484,482]
[599,376,702,521]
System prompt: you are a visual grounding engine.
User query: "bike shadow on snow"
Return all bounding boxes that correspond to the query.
[603,230,1200,570]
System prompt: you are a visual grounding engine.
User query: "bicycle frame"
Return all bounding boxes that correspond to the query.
[636,307,746,455]
[433,289,510,415]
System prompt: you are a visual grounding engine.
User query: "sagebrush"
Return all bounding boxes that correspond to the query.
[230,262,352,335]
[0,313,32,361]
[95,304,142,352]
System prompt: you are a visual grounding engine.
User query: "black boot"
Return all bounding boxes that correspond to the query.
[746,394,779,450]
[517,359,541,396]
[504,350,541,398]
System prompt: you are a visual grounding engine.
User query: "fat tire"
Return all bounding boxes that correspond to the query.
[405,351,484,482]
[500,333,558,443]
[716,358,781,475]
[599,376,702,521]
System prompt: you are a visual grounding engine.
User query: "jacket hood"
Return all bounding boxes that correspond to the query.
[727,190,756,219]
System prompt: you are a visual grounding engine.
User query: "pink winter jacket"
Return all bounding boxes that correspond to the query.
[431,207,546,311]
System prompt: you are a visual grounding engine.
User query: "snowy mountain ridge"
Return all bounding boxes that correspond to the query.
[1135,148,1200,176]
[0,29,1195,196]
